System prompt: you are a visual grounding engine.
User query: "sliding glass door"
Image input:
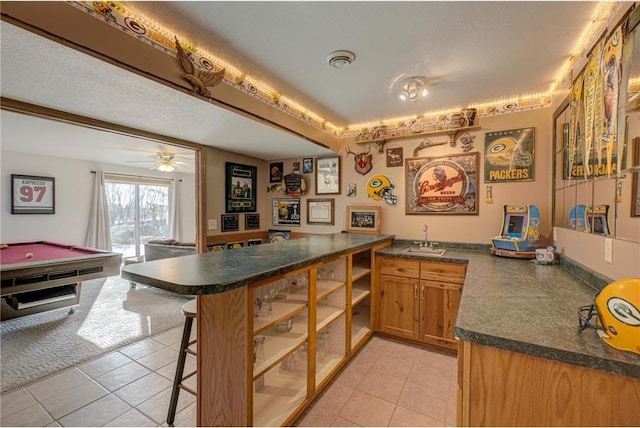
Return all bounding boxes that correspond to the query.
[105,176,171,259]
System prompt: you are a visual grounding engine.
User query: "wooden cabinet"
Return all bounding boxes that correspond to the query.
[378,257,465,350]
[457,340,640,426]
[197,241,389,426]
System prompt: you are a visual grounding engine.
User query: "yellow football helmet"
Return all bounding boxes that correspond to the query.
[367,175,397,205]
[486,137,533,167]
[579,278,640,355]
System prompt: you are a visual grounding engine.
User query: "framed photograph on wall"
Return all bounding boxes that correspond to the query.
[245,213,260,230]
[406,152,479,215]
[484,128,535,182]
[315,155,340,194]
[346,206,381,234]
[225,162,257,213]
[221,213,240,232]
[386,147,403,167]
[269,162,284,183]
[272,198,301,226]
[303,158,313,173]
[307,198,335,225]
[11,174,55,214]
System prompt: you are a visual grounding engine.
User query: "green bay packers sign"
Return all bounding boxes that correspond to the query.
[484,128,535,183]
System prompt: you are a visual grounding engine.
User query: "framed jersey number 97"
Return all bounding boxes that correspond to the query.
[11,174,55,214]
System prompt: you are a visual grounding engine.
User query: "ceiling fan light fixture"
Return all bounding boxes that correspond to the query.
[157,161,175,172]
[399,76,428,102]
[156,152,176,172]
[327,50,356,69]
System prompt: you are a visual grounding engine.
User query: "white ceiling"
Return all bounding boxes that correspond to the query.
[1,1,603,172]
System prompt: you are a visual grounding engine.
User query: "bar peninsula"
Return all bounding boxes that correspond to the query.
[121,233,393,426]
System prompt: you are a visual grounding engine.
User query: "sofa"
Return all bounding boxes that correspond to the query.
[144,239,196,261]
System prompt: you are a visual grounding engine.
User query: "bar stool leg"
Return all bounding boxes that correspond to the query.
[167,316,193,425]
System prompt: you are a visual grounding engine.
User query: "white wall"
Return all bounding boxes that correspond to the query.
[1,150,196,246]
[555,227,640,279]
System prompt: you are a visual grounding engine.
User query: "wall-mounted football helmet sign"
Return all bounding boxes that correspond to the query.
[367,175,397,205]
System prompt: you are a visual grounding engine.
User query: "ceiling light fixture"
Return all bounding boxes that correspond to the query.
[399,76,428,102]
[156,152,176,172]
[327,50,356,69]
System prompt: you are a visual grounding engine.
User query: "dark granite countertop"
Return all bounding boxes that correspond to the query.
[377,242,640,379]
[121,233,393,295]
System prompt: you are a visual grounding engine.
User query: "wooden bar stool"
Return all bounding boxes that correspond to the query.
[167,298,197,425]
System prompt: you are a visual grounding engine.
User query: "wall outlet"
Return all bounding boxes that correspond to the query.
[604,238,613,264]
[208,219,217,230]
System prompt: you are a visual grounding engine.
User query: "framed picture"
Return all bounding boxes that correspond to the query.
[247,238,262,246]
[316,155,340,194]
[11,174,55,214]
[269,162,284,183]
[225,162,257,213]
[272,198,301,226]
[386,147,403,167]
[307,198,335,225]
[221,213,240,232]
[632,137,640,217]
[484,128,535,182]
[245,213,260,230]
[346,206,381,234]
[303,158,313,173]
[406,152,479,215]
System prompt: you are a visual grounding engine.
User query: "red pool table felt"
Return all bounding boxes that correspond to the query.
[0,241,101,265]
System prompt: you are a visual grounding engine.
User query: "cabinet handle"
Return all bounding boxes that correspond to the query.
[414,285,417,299]
[421,285,425,300]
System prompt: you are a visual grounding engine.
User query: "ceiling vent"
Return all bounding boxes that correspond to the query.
[327,50,356,69]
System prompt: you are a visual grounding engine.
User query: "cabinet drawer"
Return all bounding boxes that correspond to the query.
[420,261,466,283]
[380,258,420,278]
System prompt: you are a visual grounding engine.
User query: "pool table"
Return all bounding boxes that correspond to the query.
[1,241,121,320]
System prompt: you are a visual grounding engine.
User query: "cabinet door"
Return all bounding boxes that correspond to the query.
[379,275,418,339]
[418,280,461,349]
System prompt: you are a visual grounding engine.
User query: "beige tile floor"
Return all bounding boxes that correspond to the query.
[1,328,456,427]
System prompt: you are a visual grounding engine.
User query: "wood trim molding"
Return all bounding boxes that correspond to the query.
[1,97,204,150]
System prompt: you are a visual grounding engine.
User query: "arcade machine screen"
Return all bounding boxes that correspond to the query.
[507,215,525,237]
[591,215,606,234]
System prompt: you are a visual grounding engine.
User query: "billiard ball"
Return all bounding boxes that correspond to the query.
[26,252,34,258]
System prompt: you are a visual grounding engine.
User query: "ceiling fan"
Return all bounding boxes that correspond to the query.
[126,152,185,172]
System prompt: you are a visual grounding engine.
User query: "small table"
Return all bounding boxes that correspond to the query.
[0,241,121,320]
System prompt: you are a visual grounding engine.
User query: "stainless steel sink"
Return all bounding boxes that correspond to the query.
[402,247,447,256]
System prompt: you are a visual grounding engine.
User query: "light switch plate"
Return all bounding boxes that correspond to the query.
[604,238,613,264]
[208,219,217,230]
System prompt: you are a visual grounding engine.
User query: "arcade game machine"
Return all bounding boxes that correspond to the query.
[491,204,541,258]
[568,204,611,235]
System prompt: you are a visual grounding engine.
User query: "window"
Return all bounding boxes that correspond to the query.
[105,175,171,259]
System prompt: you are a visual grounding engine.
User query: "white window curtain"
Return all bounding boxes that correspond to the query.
[170,179,181,241]
[86,170,112,250]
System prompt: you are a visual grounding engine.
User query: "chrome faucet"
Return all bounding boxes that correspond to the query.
[423,224,430,248]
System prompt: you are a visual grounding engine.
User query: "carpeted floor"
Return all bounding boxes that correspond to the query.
[0,276,191,393]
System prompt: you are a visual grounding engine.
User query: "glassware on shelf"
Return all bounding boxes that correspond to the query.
[272,279,290,300]
[318,267,335,281]
[279,344,307,375]
[274,317,294,333]
[254,287,273,320]
[317,330,329,363]
[253,336,266,364]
